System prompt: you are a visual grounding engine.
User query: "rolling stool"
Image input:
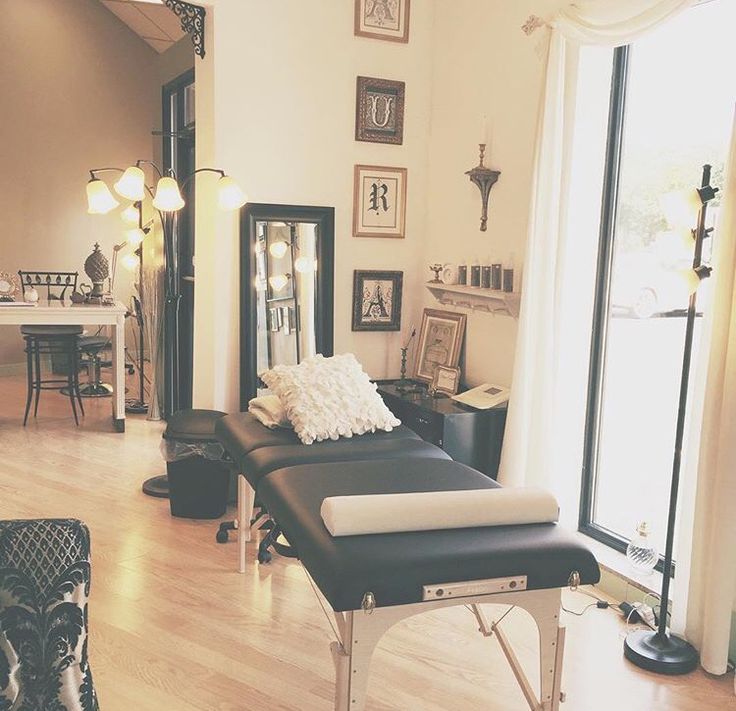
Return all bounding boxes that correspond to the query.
[22,325,85,425]
[78,336,112,397]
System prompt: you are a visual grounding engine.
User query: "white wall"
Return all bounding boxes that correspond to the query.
[424,0,565,387]
[193,0,435,411]
[0,0,160,367]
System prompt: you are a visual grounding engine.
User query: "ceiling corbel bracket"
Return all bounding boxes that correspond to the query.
[163,1,206,58]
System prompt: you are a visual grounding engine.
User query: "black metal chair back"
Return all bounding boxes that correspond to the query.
[18,270,78,301]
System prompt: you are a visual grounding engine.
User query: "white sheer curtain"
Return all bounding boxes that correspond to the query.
[672,112,736,679]
[499,0,691,495]
[500,0,736,681]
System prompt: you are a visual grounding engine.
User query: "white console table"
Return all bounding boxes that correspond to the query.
[0,300,128,431]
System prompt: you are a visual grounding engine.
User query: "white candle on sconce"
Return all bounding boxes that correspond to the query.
[479,115,494,166]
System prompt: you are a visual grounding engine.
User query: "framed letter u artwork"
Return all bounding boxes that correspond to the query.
[353,165,407,238]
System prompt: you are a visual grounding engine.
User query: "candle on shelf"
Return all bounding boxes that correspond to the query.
[503,253,515,293]
[470,257,481,287]
[491,258,502,290]
[481,256,492,289]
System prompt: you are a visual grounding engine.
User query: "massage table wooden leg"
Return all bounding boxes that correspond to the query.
[237,475,255,573]
[330,588,566,711]
[332,611,383,711]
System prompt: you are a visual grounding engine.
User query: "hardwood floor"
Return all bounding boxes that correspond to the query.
[0,373,733,710]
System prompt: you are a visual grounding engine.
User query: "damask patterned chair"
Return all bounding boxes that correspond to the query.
[0,519,99,711]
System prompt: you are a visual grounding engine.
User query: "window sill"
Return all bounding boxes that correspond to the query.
[576,531,665,602]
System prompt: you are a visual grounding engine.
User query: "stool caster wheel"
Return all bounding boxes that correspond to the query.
[258,550,272,564]
[216,521,236,544]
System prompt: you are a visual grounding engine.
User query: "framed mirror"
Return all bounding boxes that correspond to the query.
[240,203,335,408]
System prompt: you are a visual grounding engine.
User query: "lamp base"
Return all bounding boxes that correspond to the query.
[125,399,148,414]
[624,630,698,675]
[142,475,169,498]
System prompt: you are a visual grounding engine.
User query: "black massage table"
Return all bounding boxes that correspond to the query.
[216,412,600,711]
[216,413,449,570]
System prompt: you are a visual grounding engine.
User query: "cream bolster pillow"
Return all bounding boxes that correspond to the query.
[320,487,559,537]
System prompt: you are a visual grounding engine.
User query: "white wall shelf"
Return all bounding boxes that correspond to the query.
[425,282,521,318]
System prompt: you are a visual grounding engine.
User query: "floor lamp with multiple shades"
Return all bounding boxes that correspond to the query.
[86,161,247,496]
[623,164,718,675]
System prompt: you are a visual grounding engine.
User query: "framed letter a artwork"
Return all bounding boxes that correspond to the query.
[353,164,407,238]
[354,0,410,43]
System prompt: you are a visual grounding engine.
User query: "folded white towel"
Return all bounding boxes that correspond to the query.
[320,487,559,537]
[248,394,291,429]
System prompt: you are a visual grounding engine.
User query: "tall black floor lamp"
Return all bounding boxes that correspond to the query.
[86,162,247,497]
[623,164,718,675]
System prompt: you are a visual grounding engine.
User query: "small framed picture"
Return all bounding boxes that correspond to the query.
[413,308,467,384]
[354,0,410,43]
[352,270,403,331]
[353,165,407,239]
[432,365,461,396]
[356,76,405,145]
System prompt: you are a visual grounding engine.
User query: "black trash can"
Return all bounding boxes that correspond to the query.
[162,409,229,519]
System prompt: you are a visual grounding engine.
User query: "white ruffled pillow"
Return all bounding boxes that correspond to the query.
[260,354,400,445]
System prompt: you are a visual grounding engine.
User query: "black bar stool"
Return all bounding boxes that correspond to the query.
[78,335,112,397]
[22,325,85,425]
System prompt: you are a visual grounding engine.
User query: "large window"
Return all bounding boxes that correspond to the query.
[579,0,735,560]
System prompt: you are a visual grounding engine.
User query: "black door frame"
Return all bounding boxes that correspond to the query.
[162,68,195,413]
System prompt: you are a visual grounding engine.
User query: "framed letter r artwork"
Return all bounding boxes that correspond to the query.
[353,164,407,239]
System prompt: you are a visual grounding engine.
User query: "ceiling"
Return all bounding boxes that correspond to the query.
[98,0,186,53]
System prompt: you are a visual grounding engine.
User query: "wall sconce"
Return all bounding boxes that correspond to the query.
[466,144,501,232]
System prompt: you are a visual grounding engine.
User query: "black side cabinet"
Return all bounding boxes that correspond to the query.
[377,380,507,479]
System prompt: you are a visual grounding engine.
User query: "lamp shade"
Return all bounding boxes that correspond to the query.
[121,253,140,271]
[121,204,140,225]
[661,188,702,229]
[114,166,145,201]
[269,241,289,259]
[680,268,702,296]
[86,179,119,215]
[125,228,146,247]
[152,177,185,211]
[217,175,247,210]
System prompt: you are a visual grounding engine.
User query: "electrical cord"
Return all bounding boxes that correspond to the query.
[562,599,610,617]
[562,586,611,617]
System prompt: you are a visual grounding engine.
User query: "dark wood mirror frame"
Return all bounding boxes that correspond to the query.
[239,203,335,409]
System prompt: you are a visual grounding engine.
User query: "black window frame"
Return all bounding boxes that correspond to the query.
[578,46,649,560]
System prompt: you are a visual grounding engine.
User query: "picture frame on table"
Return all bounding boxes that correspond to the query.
[431,365,461,396]
[355,76,405,145]
[353,164,407,238]
[413,308,466,384]
[354,0,411,43]
[352,270,403,331]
